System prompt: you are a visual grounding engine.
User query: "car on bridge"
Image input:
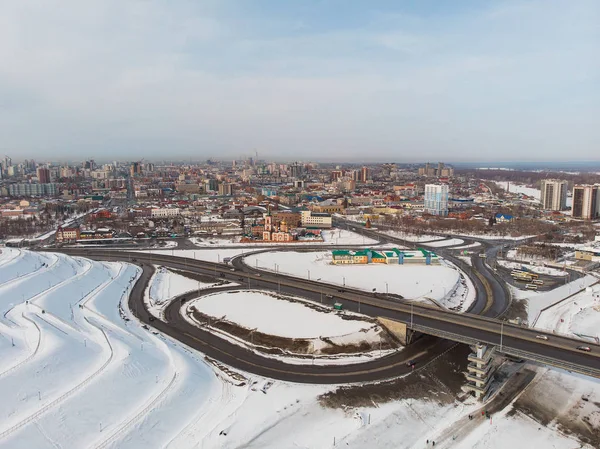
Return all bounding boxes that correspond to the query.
[577,346,592,352]
[535,335,548,340]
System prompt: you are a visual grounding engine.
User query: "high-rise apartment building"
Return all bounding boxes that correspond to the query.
[540,179,568,211]
[36,167,51,184]
[424,184,449,216]
[218,182,233,196]
[572,185,599,220]
[289,162,304,178]
[359,166,370,182]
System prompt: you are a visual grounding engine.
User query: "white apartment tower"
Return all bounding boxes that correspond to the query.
[540,179,568,211]
[424,184,449,216]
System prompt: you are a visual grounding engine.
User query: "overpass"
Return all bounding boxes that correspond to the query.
[54,248,600,383]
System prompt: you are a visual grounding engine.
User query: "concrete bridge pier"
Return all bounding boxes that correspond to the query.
[377,317,420,346]
[466,343,495,399]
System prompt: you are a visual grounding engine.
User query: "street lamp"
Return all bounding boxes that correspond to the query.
[343,276,346,287]
[385,282,389,295]
[410,303,414,328]
[500,321,504,352]
[307,269,310,280]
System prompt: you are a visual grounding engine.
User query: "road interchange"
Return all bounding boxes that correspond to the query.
[54,246,600,382]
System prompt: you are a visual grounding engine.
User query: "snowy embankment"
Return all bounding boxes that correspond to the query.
[184,290,398,363]
[0,248,222,448]
[245,250,474,311]
[424,238,464,248]
[526,274,598,325]
[534,281,600,342]
[382,230,445,242]
[145,266,229,319]
[452,242,481,250]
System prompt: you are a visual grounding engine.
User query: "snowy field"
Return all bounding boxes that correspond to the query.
[245,251,470,306]
[189,290,373,339]
[495,181,541,201]
[145,266,228,319]
[424,238,464,248]
[321,229,379,245]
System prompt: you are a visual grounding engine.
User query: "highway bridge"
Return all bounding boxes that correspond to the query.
[55,248,600,382]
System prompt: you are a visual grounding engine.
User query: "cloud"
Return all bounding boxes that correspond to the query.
[0,0,598,161]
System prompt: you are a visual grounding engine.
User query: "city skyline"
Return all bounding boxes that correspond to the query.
[1,0,598,161]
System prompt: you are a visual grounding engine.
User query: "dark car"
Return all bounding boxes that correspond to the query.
[576,346,591,352]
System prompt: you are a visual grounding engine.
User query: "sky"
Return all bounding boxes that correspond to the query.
[0,0,598,162]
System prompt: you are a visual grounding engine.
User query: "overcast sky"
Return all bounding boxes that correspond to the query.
[1,0,598,162]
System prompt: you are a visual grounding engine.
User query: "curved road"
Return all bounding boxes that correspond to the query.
[332,218,510,317]
[53,248,600,383]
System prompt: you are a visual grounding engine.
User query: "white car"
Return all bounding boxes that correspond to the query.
[535,335,549,340]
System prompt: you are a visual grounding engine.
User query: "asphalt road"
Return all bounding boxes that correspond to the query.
[55,248,600,382]
[332,219,509,317]
[128,261,457,384]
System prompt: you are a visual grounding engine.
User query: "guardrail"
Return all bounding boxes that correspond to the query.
[499,347,600,378]
[411,324,600,378]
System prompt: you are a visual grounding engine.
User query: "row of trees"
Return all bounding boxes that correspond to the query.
[377,214,558,238]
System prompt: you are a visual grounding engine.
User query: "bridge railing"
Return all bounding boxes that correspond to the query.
[410,323,600,378]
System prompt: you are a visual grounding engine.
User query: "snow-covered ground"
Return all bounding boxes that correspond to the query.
[189,229,379,247]
[0,248,218,448]
[535,283,600,342]
[453,242,481,249]
[497,259,567,276]
[453,404,585,449]
[189,236,243,246]
[321,229,379,245]
[495,181,541,201]
[382,230,445,242]
[135,248,249,263]
[0,248,597,448]
[424,238,464,248]
[446,232,536,241]
[245,250,470,306]
[145,266,228,319]
[189,290,373,339]
[524,274,598,324]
